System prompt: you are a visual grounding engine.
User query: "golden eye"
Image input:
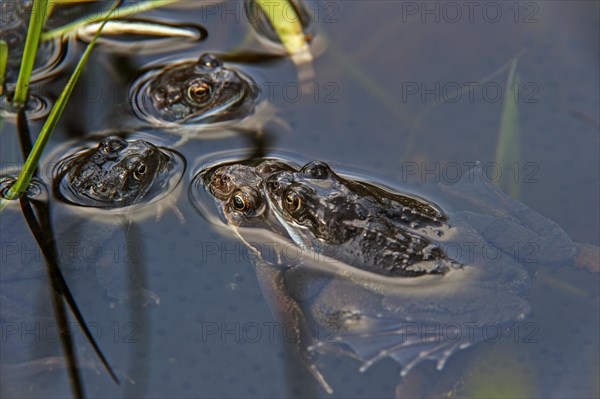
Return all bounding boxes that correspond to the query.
[231,193,249,212]
[133,163,147,180]
[284,191,301,212]
[187,81,211,104]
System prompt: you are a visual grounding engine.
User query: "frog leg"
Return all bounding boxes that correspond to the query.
[58,216,160,307]
[440,166,577,265]
[171,130,192,148]
[330,321,469,378]
[253,259,333,394]
[152,196,185,224]
[307,340,363,360]
[573,242,600,273]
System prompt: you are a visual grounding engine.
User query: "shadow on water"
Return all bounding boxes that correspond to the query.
[6,108,121,398]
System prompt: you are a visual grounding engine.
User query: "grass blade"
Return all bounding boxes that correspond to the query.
[494,59,521,199]
[255,0,308,55]
[1,0,122,210]
[0,39,7,95]
[12,0,49,105]
[403,50,526,160]
[42,0,181,40]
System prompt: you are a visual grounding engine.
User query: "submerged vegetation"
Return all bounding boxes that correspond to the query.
[494,59,522,199]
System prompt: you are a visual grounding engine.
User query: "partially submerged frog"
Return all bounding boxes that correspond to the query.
[130,53,259,126]
[54,136,178,208]
[261,161,454,277]
[194,158,578,394]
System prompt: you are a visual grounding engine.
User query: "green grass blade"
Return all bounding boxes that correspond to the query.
[0,39,7,96]
[12,0,49,105]
[42,0,180,40]
[255,0,308,55]
[403,49,526,160]
[494,59,521,199]
[325,35,413,126]
[1,0,122,210]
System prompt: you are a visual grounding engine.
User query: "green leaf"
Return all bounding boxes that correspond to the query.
[0,39,7,96]
[255,0,309,55]
[494,59,521,199]
[12,0,49,105]
[1,0,122,210]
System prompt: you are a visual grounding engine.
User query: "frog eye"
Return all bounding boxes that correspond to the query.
[283,191,302,212]
[133,163,147,181]
[231,192,250,212]
[100,136,127,154]
[301,161,331,179]
[197,54,223,70]
[187,81,212,104]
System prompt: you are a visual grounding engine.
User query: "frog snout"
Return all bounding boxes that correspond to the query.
[263,172,293,195]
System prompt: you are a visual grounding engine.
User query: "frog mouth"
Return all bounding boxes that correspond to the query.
[264,192,321,253]
[183,76,255,124]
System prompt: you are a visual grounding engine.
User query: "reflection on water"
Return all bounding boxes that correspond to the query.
[0,1,598,398]
[0,92,51,121]
[73,19,207,54]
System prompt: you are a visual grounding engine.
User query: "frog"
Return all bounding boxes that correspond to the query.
[261,161,454,277]
[130,53,259,127]
[54,136,177,208]
[2,134,183,304]
[194,157,579,395]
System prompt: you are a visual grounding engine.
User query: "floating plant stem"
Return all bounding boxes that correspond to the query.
[494,59,521,199]
[1,0,122,210]
[12,0,49,105]
[42,0,181,40]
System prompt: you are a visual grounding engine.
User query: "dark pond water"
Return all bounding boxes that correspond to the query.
[1,1,598,398]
